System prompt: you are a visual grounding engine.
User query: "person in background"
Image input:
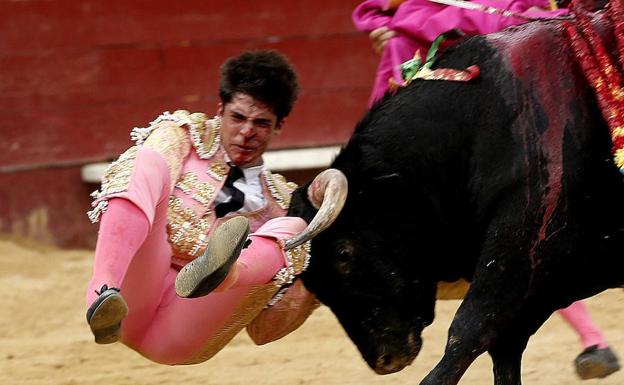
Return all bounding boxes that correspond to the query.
[357,0,620,379]
[85,50,316,365]
[353,0,567,106]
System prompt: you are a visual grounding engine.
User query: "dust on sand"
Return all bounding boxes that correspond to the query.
[1,238,623,385]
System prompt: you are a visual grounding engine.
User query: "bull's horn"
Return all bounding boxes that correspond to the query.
[284,169,348,250]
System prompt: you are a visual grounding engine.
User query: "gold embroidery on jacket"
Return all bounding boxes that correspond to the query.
[166,196,213,259]
[185,112,220,159]
[206,161,228,180]
[263,171,298,209]
[133,109,220,160]
[99,146,139,198]
[175,172,199,194]
[273,241,312,287]
[182,283,279,364]
[193,182,216,209]
[87,146,140,223]
[143,123,191,186]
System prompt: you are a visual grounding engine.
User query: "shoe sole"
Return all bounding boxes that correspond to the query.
[88,293,128,344]
[576,350,621,380]
[175,216,250,298]
[576,360,620,380]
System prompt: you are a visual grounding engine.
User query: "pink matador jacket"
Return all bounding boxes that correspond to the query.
[87,110,314,363]
[353,0,569,106]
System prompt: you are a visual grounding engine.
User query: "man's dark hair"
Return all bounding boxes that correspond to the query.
[219,50,299,121]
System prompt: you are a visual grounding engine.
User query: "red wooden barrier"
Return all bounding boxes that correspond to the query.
[0,0,379,247]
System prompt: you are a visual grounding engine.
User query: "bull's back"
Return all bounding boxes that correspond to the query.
[362,16,624,289]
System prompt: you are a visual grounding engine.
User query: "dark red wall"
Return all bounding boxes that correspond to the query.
[0,1,378,247]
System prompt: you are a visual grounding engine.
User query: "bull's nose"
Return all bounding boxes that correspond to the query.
[372,331,422,375]
[374,353,407,374]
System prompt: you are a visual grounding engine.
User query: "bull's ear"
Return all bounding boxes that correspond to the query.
[287,182,318,223]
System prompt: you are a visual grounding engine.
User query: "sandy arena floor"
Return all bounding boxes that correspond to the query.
[1,238,623,385]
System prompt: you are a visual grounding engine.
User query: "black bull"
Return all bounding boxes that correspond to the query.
[286,8,624,385]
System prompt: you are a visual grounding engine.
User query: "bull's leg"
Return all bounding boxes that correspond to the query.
[488,301,557,385]
[488,329,533,385]
[418,337,482,385]
[419,286,531,385]
[420,216,538,385]
[489,343,524,385]
[419,295,506,385]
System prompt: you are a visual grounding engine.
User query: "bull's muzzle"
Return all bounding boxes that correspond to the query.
[370,330,422,375]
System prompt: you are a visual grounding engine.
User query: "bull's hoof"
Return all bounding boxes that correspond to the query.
[574,345,621,380]
[86,285,128,344]
[175,216,250,298]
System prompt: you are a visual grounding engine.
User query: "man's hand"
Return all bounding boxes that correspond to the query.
[369,27,396,55]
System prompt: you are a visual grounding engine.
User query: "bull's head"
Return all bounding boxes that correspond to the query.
[286,169,437,374]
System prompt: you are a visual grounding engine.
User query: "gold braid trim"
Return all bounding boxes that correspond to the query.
[186,112,221,159]
[181,284,279,364]
[175,172,199,195]
[89,110,219,224]
[96,146,139,197]
[143,122,191,188]
[166,196,213,259]
[130,110,220,160]
[262,171,298,210]
[87,146,139,223]
[273,241,311,288]
[268,241,311,306]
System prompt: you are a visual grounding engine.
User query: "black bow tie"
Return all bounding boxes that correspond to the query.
[215,166,245,218]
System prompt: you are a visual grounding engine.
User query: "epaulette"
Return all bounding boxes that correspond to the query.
[88,110,221,224]
[130,110,221,159]
[262,171,298,210]
[87,146,139,223]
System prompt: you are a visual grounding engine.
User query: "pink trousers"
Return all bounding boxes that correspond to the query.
[86,198,306,364]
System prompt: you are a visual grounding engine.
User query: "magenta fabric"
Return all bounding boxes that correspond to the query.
[558,301,608,349]
[353,0,568,105]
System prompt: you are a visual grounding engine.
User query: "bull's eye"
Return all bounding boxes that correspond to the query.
[335,244,354,275]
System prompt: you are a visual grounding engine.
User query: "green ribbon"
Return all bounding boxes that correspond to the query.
[400,34,446,82]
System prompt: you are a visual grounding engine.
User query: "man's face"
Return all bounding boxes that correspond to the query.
[218,93,282,167]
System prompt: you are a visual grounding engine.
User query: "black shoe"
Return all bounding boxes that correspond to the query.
[575,345,621,380]
[86,285,128,344]
[175,216,250,298]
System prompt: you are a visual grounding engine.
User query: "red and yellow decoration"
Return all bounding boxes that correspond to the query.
[564,0,624,170]
[390,34,481,91]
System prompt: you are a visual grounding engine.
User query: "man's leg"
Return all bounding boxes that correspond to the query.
[133,216,307,364]
[558,301,620,379]
[176,216,307,297]
[85,198,170,345]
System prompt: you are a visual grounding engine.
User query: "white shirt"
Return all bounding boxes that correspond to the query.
[214,162,266,213]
